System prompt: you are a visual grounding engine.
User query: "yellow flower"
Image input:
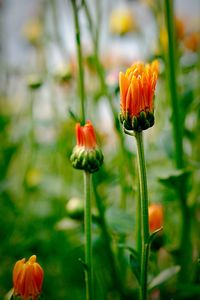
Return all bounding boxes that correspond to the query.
[26,168,42,187]
[23,20,43,45]
[109,9,136,36]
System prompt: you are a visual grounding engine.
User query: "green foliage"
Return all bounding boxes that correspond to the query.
[0,0,200,299]
[148,265,181,291]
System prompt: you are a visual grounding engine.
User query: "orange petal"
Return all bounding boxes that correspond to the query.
[119,72,129,113]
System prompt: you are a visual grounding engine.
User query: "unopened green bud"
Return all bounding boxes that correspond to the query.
[27,74,43,90]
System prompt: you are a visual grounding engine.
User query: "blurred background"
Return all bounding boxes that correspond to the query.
[0,0,200,299]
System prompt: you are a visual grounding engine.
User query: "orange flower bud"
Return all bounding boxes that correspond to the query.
[184,32,200,52]
[76,121,97,149]
[175,17,185,41]
[70,121,103,173]
[149,204,163,232]
[119,60,159,132]
[12,255,44,300]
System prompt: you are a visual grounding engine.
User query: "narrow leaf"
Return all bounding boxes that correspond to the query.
[148,265,181,290]
[118,244,138,257]
[148,227,163,244]
[158,169,191,191]
[78,258,88,271]
[130,254,141,285]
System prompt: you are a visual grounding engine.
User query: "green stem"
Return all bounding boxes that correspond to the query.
[164,0,183,168]
[24,90,36,180]
[164,0,191,282]
[136,178,142,267]
[84,171,93,300]
[71,0,86,124]
[135,131,150,300]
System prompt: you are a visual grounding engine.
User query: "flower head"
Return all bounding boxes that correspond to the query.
[70,121,103,173]
[119,60,159,132]
[149,203,163,232]
[12,255,44,300]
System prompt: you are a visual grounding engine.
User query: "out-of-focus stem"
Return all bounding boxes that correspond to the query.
[71,0,86,124]
[164,0,183,167]
[164,0,192,282]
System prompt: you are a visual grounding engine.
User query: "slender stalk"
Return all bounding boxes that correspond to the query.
[164,0,191,282]
[71,0,86,124]
[136,179,142,267]
[135,131,150,300]
[24,90,36,181]
[84,171,93,300]
[164,0,183,167]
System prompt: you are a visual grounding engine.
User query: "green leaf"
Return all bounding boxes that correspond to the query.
[118,244,138,256]
[130,254,140,284]
[158,169,191,191]
[148,265,181,290]
[78,258,88,271]
[148,227,163,244]
[68,108,80,122]
[118,245,140,284]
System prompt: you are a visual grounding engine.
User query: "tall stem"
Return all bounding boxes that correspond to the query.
[164,0,191,282]
[84,172,93,300]
[71,0,86,124]
[164,0,183,167]
[135,131,150,300]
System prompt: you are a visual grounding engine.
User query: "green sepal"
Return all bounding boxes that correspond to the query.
[146,111,155,127]
[10,295,21,300]
[11,295,43,300]
[70,147,103,173]
[120,110,155,133]
[124,112,133,130]
[132,116,138,131]
[138,111,150,130]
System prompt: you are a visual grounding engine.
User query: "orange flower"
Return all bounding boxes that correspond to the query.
[70,121,103,173]
[184,32,200,52]
[119,60,159,131]
[175,17,185,41]
[76,121,97,149]
[149,204,163,232]
[12,255,44,300]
